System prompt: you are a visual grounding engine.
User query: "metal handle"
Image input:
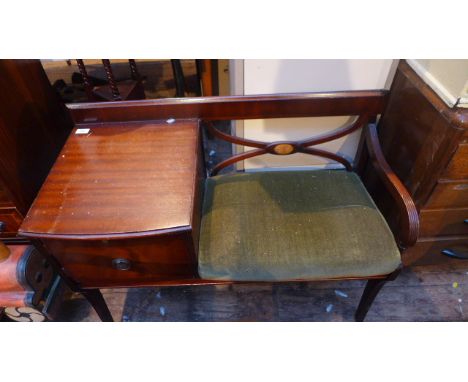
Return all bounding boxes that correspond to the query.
[441,249,468,260]
[112,258,131,271]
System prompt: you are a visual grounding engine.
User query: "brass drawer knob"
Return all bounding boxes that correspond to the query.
[112,258,131,271]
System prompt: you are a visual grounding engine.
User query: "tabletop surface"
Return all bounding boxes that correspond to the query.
[19,119,200,238]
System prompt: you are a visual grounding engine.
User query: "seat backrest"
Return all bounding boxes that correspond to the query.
[205,113,370,176]
[196,92,386,176]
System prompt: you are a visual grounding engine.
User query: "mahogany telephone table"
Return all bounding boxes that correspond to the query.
[18,92,419,321]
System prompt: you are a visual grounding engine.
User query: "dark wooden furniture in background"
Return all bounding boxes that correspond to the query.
[19,91,418,321]
[362,60,468,266]
[197,59,219,96]
[76,59,146,101]
[0,243,57,314]
[0,59,73,242]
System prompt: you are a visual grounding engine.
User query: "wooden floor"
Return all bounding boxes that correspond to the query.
[55,263,468,322]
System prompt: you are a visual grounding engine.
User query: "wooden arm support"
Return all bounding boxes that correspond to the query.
[365,123,419,249]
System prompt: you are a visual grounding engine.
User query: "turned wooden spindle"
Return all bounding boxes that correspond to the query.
[76,59,94,100]
[101,59,122,101]
[128,59,141,81]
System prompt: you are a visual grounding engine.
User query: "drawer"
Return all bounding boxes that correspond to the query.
[442,144,468,180]
[42,232,198,288]
[403,237,468,266]
[0,207,23,237]
[425,181,468,209]
[420,208,468,237]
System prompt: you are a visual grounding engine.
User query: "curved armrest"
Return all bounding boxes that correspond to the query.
[365,123,419,249]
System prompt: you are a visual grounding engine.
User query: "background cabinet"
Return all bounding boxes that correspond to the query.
[362,60,468,266]
[0,60,72,241]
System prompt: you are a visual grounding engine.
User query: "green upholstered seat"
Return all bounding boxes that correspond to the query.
[198,170,401,281]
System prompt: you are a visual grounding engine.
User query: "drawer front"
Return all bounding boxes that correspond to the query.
[425,181,468,209]
[442,144,468,180]
[0,207,23,237]
[43,232,197,288]
[420,208,468,237]
[403,237,468,266]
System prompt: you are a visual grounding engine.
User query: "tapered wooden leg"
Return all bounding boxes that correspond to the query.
[171,59,185,97]
[355,267,401,322]
[81,289,114,322]
[354,279,387,322]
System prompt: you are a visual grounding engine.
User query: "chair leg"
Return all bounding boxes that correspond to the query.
[354,279,387,322]
[355,267,401,322]
[81,289,114,322]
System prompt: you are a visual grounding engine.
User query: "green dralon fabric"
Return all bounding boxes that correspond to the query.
[198,170,401,281]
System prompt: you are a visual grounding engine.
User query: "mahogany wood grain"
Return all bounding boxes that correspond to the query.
[425,181,468,209]
[20,120,201,238]
[365,124,419,249]
[442,144,468,180]
[67,91,388,124]
[419,208,468,237]
[19,120,203,288]
[0,185,11,206]
[363,60,466,210]
[41,233,198,288]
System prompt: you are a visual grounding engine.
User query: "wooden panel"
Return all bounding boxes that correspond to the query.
[42,233,198,288]
[19,120,200,238]
[442,144,468,180]
[403,237,468,266]
[363,61,465,210]
[425,181,468,209]
[420,208,468,237]
[0,207,23,238]
[0,184,12,207]
[0,60,73,215]
[67,91,388,125]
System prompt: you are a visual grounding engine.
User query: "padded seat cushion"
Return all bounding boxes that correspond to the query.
[198,170,401,281]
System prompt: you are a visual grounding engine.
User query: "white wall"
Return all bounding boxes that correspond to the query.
[407,59,468,108]
[232,59,397,170]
